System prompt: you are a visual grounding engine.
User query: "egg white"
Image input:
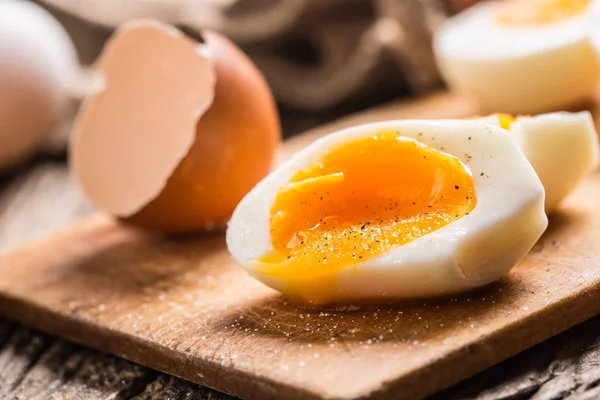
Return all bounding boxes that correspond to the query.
[434,1,598,114]
[510,112,600,212]
[227,120,547,303]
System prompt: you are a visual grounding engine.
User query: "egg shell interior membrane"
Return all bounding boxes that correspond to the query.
[70,21,215,217]
[260,132,477,278]
[71,21,280,233]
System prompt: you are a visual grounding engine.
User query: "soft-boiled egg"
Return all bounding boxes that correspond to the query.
[227,120,547,305]
[434,0,599,114]
[482,111,600,213]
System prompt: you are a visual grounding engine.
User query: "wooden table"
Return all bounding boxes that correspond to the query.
[1,113,600,399]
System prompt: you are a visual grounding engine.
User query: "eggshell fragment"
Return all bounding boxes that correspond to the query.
[70,20,280,233]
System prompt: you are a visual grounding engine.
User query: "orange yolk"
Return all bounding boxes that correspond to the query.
[258,132,477,279]
[496,0,590,25]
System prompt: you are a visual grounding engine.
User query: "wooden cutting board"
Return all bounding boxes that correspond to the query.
[1,92,600,400]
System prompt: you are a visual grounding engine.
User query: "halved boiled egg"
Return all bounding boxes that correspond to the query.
[434,0,599,114]
[227,120,547,305]
[483,111,600,213]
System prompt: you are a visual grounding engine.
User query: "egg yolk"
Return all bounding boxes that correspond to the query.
[470,113,515,129]
[495,113,516,130]
[258,132,477,280]
[496,0,590,25]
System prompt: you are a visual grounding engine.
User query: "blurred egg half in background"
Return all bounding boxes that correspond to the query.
[0,0,78,173]
[434,0,600,114]
[590,0,600,56]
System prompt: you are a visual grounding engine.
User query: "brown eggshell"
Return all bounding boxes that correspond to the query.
[129,30,281,232]
[70,20,280,233]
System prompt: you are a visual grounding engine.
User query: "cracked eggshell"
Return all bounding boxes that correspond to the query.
[70,20,280,233]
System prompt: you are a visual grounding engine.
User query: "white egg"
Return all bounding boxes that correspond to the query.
[434,0,598,114]
[0,0,78,173]
[510,112,599,212]
[227,120,547,305]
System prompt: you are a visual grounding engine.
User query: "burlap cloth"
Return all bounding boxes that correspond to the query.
[37,0,474,111]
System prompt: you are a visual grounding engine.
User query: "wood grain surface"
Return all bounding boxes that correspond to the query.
[2,162,600,400]
[1,93,600,400]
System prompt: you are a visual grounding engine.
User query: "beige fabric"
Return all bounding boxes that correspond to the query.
[41,0,448,110]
